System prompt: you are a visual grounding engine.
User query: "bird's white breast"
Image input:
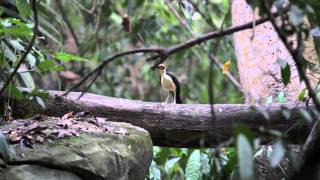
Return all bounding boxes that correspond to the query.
[161,74,176,91]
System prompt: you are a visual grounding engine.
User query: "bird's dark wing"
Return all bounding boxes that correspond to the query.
[167,72,183,104]
[166,72,180,93]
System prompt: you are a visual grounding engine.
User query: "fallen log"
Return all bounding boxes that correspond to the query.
[1,89,312,147]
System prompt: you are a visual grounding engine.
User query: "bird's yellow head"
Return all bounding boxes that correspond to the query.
[158,64,166,75]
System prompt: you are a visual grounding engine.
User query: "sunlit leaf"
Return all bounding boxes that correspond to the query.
[185,150,201,180]
[165,157,180,172]
[150,160,161,180]
[36,96,45,109]
[298,89,306,102]
[8,39,24,51]
[237,134,254,180]
[0,25,33,37]
[277,92,286,103]
[269,140,285,167]
[222,60,231,74]
[200,153,210,176]
[16,0,32,18]
[19,72,35,89]
[54,52,86,62]
[37,60,55,72]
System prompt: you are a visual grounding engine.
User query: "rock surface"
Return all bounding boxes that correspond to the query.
[0,118,153,180]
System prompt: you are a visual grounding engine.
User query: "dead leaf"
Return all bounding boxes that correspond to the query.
[61,112,74,120]
[60,71,80,81]
[35,135,44,143]
[56,129,79,138]
[222,60,232,75]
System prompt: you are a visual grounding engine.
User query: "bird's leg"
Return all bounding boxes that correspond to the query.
[173,92,176,104]
[165,92,170,103]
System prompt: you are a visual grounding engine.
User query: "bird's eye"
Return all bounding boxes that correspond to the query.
[159,66,165,70]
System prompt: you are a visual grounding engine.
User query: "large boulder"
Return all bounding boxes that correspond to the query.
[0,117,153,180]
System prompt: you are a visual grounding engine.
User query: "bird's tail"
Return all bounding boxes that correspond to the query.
[176,92,183,104]
[171,91,183,104]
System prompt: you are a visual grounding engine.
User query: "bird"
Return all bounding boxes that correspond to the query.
[158,64,183,104]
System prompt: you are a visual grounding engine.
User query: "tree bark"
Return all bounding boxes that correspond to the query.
[1,88,311,147]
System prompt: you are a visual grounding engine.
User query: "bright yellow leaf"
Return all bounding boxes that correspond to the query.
[222,60,232,74]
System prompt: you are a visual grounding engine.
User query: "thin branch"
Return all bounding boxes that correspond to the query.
[151,15,271,67]
[0,0,38,95]
[65,11,283,96]
[57,0,80,49]
[187,0,217,29]
[62,48,165,95]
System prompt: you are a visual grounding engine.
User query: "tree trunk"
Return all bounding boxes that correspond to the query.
[0,88,311,148]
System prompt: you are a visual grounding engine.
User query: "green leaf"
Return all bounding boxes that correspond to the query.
[237,134,254,180]
[0,133,13,162]
[53,65,65,71]
[9,83,24,101]
[299,109,313,122]
[36,96,45,109]
[150,160,161,180]
[54,52,87,62]
[298,89,306,102]
[165,157,180,172]
[27,53,36,68]
[269,140,285,167]
[0,6,3,16]
[277,59,291,86]
[37,60,55,72]
[37,60,64,72]
[16,0,32,18]
[200,153,210,176]
[185,150,201,180]
[0,25,33,37]
[277,91,286,103]
[19,72,35,89]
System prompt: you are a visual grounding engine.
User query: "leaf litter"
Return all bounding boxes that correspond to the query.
[0,111,129,148]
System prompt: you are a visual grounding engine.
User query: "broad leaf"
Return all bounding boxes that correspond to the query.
[9,83,24,101]
[269,140,285,167]
[237,134,254,180]
[150,160,161,180]
[165,157,180,172]
[16,0,32,18]
[0,133,13,162]
[54,52,86,62]
[277,59,291,86]
[37,60,55,72]
[35,96,46,109]
[185,150,201,180]
[298,89,306,102]
[277,91,286,103]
